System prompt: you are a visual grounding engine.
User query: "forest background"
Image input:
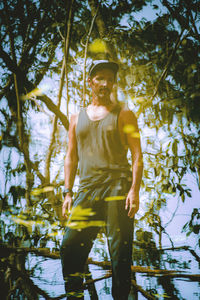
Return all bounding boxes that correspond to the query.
[0,0,199,299]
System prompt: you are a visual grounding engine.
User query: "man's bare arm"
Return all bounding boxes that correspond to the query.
[62,114,78,218]
[119,109,143,218]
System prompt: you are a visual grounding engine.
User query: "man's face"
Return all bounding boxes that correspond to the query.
[88,68,115,99]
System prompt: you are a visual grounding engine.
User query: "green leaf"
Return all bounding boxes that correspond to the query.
[172,139,178,156]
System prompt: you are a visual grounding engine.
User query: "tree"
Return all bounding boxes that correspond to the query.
[0,0,199,298]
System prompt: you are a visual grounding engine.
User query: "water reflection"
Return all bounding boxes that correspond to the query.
[0,213,199,299]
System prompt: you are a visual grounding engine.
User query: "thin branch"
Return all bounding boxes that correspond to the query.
[84,271,111,288]
[0,20,69,130]
[131,279,156,300]
[164,196,180,228]
[4,260,53,299]
[34,46,57,87]
[50,272,112,300]
[30,97,53,118]
[158,246,200,264]
[19,11,48,67]
[149,28,185,102]
[2,1,21,143]
[0,43,20,74]
[64,0,74,116]
[38,94,69,130]
[162,0,200,42]
[3,0,33,205]
[52,273,156,300]
[188,9,199,39]
[0,35,68,185]
[88,0,117,59]
[44,0,74,182]
[82,3,99,107]
[2,243,200,277]
[87,0,119,103]
[1,128,46,183]
[44,62,65,181]
[84,264,98,299]
[57,26,65,41]
[137,28,187,117]
[189,249,200,264]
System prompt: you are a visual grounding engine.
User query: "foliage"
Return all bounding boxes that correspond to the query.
[183,208,200,247]
[0,0,200,298]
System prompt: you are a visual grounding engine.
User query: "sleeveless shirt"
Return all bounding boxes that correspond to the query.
[75,105,131,190]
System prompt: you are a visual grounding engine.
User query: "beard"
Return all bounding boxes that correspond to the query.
[98,88,111,97]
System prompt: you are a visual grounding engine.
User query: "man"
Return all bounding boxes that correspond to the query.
[60,60,143,300]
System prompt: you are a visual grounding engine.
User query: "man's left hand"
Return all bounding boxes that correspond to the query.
[125,189,139,218]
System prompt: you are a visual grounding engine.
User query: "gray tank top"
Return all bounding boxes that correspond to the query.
[76,105,131,188]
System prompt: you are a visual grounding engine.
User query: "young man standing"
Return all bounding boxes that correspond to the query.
[60,60,143,300]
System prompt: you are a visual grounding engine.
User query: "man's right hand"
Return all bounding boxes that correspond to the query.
[62,195,73,219]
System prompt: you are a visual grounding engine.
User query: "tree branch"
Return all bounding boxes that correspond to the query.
[162,0,200,42]
[88,0,118,103]
[149,28,185,102]
[36,94,69,130]
[45,0,74,182]
[82,3,99,107]
[19,10,48,67]
[88,0,117,60]
[131,279,156,300]
[0,43,19,74]
[0,46,69,133]
[4,244,200,279]
[3,0,34,206]
[137,28,186,116]
[3,259,53,299]
[64,0,75,116]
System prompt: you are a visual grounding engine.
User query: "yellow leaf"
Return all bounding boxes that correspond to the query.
[21,85,48,100]
[51,221,59,228]
[105,195,126,201]
[34,220,45,226]
[130,132,140,138]
[70,272,87,278]
[89,39,107,53]
[12,217,33,233]
[21,88,43,100]
[31,186,54,196]
[131,97,144,104]
[181,39,187,46]
[123,124,135,133]
[70,206,96,221]
[67,220,106,230]
[48,232,58,237]
[12,216,45,229]
[67,292,84,298]
[152,293,171,298]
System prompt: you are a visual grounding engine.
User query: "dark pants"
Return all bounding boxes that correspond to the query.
[60,179,133,300]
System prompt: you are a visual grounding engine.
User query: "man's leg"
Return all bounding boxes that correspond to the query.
[60,189,104,299]
[105,180,134,300]
[60,225,99,299]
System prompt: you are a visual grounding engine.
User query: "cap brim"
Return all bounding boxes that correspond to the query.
[89,60,119,77]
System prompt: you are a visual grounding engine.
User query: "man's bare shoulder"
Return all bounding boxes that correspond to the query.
[119,108,138,124]
[70,112,79,128]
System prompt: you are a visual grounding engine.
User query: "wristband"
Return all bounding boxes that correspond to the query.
[63,187,73,197]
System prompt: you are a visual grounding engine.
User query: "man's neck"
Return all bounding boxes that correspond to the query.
[91,95,112,107]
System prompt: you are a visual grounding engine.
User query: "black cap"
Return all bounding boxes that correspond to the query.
[88,60,119,77]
